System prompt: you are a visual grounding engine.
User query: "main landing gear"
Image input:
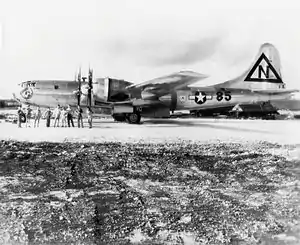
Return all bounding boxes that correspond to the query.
[112,113,141,124]
[126,113,141,124]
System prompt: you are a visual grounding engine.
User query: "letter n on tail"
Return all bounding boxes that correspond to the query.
[244,53,283,83]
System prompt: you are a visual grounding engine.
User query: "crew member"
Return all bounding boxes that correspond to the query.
[60,106,67,127]
[34,106,42,127]
[53,105,61,127]
[76,105,84,128]
[44,107,52,127]
[17,106,24,128]
[66,105,74,127]
[25,105,32,128]
[86,106,94,128]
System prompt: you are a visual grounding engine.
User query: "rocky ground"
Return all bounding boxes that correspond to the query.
[0,140,300,244]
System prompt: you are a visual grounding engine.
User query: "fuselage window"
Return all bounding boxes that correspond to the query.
[28,82,36,88]
[54,85,59,89]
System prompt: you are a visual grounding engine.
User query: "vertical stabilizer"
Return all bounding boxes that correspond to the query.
[244,43,282,83]
[220,43,285,91]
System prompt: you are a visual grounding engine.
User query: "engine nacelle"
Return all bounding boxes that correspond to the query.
[159,91,177,111]
[93,77,133,102]
[141,91,157,100]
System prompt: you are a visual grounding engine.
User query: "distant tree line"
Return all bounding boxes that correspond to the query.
[0,100,20,108]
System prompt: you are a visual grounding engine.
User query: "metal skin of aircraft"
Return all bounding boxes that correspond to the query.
[13,69,114,114]
[111,43,299,123]
[13,43,300,124]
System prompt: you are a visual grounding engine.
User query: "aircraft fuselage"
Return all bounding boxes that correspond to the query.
[13,80,291,113]
[159,89,292,111]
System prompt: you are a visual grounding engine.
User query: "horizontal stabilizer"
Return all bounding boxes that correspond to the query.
[252,89,299,95]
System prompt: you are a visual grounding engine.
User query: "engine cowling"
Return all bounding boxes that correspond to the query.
[141,91,157,100]
[93,77,133,102]
[159,91,177,111]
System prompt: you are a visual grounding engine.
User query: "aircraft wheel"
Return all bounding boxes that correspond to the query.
[126,113,141,124]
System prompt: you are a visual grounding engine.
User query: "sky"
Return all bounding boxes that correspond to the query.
[1,0,300,98]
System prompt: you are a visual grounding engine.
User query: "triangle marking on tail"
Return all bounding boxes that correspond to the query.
[244,53,283,83]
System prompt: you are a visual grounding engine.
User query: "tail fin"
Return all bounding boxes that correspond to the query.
[244,43,282,83]
[222,43,286,91]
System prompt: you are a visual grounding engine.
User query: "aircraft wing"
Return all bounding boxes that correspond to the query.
[94,100,113,109]
[113,99,164,107]
[126,71,208,97]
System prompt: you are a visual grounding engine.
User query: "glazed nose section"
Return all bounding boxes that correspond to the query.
[20,87,34,100]
[12,83,33,102]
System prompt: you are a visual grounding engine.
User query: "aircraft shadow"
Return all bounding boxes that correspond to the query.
[142,119,272,134]
[86,119,273,134]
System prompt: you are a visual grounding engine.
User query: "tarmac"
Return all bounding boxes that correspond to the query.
[0,117,300,144]
[1,117,300,244]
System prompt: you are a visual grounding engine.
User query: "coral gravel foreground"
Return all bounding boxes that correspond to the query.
[0,140,299,244]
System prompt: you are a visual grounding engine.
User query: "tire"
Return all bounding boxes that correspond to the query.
[126,113,141,124]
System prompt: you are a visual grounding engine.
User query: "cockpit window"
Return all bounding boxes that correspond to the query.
[20,81,36,88]
[28,82,36,88]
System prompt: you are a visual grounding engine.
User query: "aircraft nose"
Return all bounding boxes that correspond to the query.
[12,83,32,103]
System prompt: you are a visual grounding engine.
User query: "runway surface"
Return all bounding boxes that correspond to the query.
[0,118,300,144]
[1,118,300,244]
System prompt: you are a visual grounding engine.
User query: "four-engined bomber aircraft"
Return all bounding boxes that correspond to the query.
[13,43,299,123]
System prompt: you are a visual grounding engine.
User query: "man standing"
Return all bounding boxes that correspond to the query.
[44,107,52,127]
[60,106,67,127]
[86,106,94,128]
[34,106,42,127]
[76,105,84,128]
[66,105,74,127]
[53,105,61,127]
[17,106,24,128]
[25,105,32,128]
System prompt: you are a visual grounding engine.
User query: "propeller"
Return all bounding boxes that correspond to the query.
[87,67,93,107]
[76,67,82,106]
[73,67,94,107]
